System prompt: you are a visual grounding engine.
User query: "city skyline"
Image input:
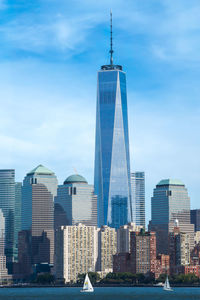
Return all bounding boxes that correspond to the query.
[0,0,200,224]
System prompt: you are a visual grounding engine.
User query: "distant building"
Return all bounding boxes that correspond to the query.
[117,222,143,253]
[131,172,145,228]
[114,229,170,278]
[0,169,15,262]
[97,226,117,272]
[175,233,190,266]
[150,179,194,254]
[21,164,57,264]
[191,209,200,232]
[55,223,98,283]
[14,182,22,261]
[0,209,11,282]
[130,230,157,275]
[55,174,97,228]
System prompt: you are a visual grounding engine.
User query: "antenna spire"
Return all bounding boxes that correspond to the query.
[110,10,113,65]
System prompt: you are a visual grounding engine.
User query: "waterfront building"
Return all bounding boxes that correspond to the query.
[0,209,11,282]
[191,209,200,232]
[131,172,145,228]
[97,225,117,272]
[117,222,143,253]
[130,229,157,275]
[55,223,98,283]
[21,164,57,264]
[175,232,190,266]
[55,174,97,228]
[0,169,15,262]
[14,182,22,261]
[94,13,132,229]
[150,179,194,254]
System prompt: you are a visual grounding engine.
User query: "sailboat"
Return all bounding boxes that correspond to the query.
[80,273,94,293]
[163,275,173,291]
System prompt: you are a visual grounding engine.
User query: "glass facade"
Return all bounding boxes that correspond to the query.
[151,179,194,254]
[131,172,145,228]
[0,169,15,262]
[94,68,132,228]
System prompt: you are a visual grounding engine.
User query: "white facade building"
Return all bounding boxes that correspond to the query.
[55,223,98,283]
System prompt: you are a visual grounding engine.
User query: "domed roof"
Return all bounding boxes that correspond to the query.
[27,164,54,176]
[64,174,87,185]
[157,179,184,186]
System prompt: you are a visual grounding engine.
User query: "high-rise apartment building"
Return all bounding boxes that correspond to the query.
[97,225,117,272]
[55,174,97,228]
[117,222,143,253]
[94,13,132,229]
[0,169,15,262]
[191,209,200,232]
[55,223,98,283]
[150,179,194,254]
[21,164,57,264]
[0,209,10,281]
[14,182,22,261]
[130,230,157,274]
[175,233,190,266]
[131,172,145,228]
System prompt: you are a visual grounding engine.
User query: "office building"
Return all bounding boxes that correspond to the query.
[55,174,97,228]
[14,182,22,261]
[0,169,15,262]
[175,233,190,266]
[97,225,117,272]
[150,179,194,254]
[94,13,132,229]
[21,164,57,264]
[131,172,145,227]
[117,222,143,253]
[55,223,98,283]
[191,209,200,232]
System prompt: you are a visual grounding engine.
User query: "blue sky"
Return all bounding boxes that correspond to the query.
[0,0,200,223]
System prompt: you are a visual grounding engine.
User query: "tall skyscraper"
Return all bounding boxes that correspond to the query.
[131,172,145,228]
[94,13,132,229]
[55,174,97,228]
[0,169,15,262]
[21,164,58,264]
[14,182,22,261]
[150,179,194,254]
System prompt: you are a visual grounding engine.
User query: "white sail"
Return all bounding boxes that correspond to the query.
[81,274,94,292]
[163,275,173,291]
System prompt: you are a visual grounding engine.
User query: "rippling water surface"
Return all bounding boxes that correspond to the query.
[0,287,200,300]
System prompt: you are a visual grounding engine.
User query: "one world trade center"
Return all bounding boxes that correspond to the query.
[94,13,132,229]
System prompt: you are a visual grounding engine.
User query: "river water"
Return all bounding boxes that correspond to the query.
[0,287,200,300]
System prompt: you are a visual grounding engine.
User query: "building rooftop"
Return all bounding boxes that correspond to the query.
[157,179,184,186]
[64,174,88,185]
[27,164,54,176]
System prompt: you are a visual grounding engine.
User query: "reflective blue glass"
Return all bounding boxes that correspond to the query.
[94,69,132,229]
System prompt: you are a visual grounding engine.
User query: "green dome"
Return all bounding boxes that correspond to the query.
[157,179,184,186]
[27,164,54,176]
[64,174,87,185]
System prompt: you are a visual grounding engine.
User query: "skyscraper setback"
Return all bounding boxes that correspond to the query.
[94,13,132,229]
